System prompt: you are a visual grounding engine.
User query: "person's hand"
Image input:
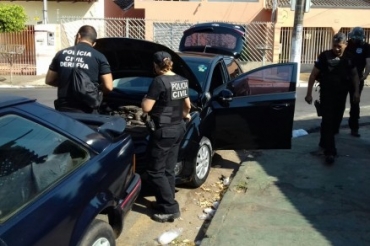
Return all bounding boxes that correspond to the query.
[184,113,191,122]
[305,95,313,104]
[353,92,360,104]
[361,73,369,81]
[140,113,148,122]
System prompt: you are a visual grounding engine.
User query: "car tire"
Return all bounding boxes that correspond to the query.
[188,137,212,188]
[78,219,116,246]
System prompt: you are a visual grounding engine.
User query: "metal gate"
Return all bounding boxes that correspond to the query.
[279,27,334,64]
[60,17,275,64]
[0,25,36,76]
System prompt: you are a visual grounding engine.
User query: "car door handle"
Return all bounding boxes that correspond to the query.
[271,103,290,110]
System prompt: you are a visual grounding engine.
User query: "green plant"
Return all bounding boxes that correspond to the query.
[0,4,27,33]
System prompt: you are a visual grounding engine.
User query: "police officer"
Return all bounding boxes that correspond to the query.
[45,25,113,113]
[345,27,370,137]
[305,32,360,164]
[141,51,191,222]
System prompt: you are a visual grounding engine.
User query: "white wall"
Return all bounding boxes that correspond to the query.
[34,24,60,75]
[4,1,105,24]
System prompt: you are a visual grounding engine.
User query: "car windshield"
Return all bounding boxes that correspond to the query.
[113,77,199,101]
[113,77,152,93]
[183,60,210,90]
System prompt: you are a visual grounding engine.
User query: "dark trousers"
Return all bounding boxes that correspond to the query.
[348,80,364,131]
[319,89,348,156]
[146,122,186,214]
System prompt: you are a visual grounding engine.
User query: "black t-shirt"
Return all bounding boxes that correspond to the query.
[314,49,355,91]
[146,74,189,101]
[345,41,370,76]
[49,42,111,99]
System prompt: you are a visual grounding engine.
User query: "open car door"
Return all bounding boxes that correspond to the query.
[210,62,298,150]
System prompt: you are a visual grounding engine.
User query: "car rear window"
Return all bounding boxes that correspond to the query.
[0,114,90,221]
[183,32,238,50]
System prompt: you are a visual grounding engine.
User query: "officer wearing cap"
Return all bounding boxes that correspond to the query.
[345,27,370,137]
[305,32,360,164]
[141,51,191,222]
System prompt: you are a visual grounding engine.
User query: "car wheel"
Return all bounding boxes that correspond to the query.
[188,137,212,188]
[78,219,116,246]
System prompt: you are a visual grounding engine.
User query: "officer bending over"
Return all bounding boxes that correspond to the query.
[141,51,191,223]
[305,32,360,164]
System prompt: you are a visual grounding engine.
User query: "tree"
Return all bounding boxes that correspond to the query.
[0,4,28,82]
[0,4,27,33]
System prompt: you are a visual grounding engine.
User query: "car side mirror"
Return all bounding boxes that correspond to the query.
[218,89,233,102]
[217,89,233,107]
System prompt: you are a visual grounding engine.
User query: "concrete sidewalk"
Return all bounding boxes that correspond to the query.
[0,75,46,88]
[202,126,370,246]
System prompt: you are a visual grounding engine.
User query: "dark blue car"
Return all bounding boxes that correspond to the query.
[0,96,141,246]
[95,23,298,188]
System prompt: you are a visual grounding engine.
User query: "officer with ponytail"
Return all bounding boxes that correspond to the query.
[141,51,191,222]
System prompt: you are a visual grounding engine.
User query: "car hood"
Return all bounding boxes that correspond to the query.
[94,37,202,93]
[179,22,246,59]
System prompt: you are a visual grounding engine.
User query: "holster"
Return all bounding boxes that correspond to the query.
[145,119,156,132]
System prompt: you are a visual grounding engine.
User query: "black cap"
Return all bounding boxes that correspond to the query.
[333,32,347,43]
[349,27,365,41]
[153,51,172,65]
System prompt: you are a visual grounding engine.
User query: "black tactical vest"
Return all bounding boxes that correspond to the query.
[150,75,189,126]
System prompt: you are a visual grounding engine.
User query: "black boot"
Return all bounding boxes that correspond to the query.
[351,130,361,137]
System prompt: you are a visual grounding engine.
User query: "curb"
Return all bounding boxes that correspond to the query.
[0,85,37,89]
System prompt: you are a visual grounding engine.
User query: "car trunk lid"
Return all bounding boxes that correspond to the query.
[179,22,246,58]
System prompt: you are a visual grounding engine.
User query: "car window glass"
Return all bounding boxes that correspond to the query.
[183,61,209,90]
[210,63,225,94]
[113,77,153,92]
[230,65,293,97]
[225,59,242,79]
[0,114,90,221]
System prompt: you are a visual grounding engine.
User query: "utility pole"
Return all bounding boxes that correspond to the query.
[43,0,48,24]
[290,0,306,87]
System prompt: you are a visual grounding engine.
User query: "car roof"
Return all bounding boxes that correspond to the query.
[178,51,224,63]
[0,95,36,109]
[0,95,115,153]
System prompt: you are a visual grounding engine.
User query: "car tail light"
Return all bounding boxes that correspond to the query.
[132,154,136,173]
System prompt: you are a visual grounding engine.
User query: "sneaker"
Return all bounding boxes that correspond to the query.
[151,212,181,223]
[325,155,335,164]
[351,130,361,137]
